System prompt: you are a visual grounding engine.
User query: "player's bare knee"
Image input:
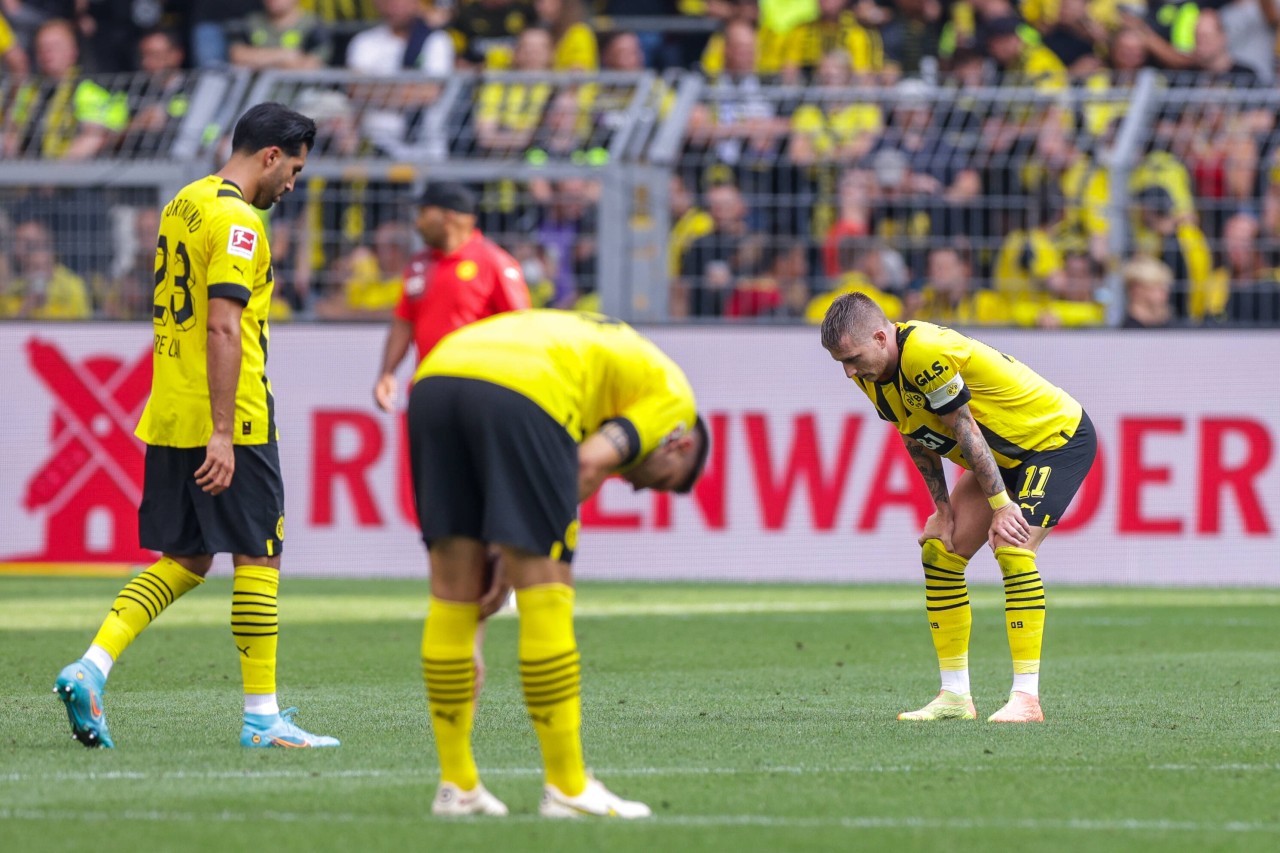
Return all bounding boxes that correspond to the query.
[166,553,215,576]
[231,554,281,570]
[499,546,572,589]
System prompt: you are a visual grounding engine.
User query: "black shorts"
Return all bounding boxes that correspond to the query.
[138,443,285,558]
[408,376,580,562]
[1000,410,1098,529]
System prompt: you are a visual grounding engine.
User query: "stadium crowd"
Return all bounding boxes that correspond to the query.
[2,0,1280,325]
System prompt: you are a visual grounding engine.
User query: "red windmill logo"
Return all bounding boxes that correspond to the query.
[10,339,155,563]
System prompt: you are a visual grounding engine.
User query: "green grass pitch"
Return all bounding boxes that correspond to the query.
[2,577,1278,852]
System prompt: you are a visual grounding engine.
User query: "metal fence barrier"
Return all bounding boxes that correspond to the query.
[1,68,1277,327]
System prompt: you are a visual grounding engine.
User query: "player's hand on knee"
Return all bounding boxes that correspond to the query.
[195,435,235,494]
[988,504,1031,550]
[478,551,511,620]
[918,508,955,552]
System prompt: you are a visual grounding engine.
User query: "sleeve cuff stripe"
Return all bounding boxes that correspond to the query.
[208,283,251,304]
[605,417,641,467]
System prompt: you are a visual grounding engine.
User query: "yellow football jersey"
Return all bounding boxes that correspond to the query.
[911,287,1010,325]
[415,310,697,461]
[782,12,884,74]
[993,228,1063,298]
[136,176,278,447]
[477,81,553,133]
[553,22,597,71]
[790,103,884,159]
[850,322,1082,469]
[0,13,15,54]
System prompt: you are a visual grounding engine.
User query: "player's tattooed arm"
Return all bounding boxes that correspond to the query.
[946,404,1005,502]
[946,402,1031,546]
[599,421,635,462]
[902,434,950,507]
[578,420,639,502]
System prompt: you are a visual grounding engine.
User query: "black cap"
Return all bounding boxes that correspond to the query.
[982,16,1022,40]
[1136,186,1174,214]
[416,182,477,214]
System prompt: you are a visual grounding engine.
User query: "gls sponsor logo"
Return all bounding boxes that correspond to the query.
[913,360,948,386]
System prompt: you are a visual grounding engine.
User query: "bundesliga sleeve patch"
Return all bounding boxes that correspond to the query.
[227,226,258,260]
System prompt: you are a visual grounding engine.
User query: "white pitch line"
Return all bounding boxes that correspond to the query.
[0,807,1276,834]
[3,762,1277,785]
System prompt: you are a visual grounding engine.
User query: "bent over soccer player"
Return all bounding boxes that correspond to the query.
[408,309,709,817]
[821,293,1096,723]
[54,103,339,749]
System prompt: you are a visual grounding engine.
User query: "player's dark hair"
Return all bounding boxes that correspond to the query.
[231,102,317,157]
[675,416,711,495]
[820,292,885,351]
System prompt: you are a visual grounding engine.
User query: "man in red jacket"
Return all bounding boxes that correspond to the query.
[373,182,530,696]
[374,182,530,411]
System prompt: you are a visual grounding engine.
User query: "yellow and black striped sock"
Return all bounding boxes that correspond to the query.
[921,539,972,680]
[231,566,279,696]
[422,597,480,790]
[994,547,1046,680]
[91,557,204,660]
[517,583,586,797]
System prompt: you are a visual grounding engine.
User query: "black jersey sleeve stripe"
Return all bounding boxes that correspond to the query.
[602,417,641,467]
[978,422,1034,462]
[208,283,251,304]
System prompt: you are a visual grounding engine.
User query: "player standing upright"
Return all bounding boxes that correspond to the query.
[372,182,530,414]
[54,102,338,748]
[371,181,530,694]
[821,293,1096,723]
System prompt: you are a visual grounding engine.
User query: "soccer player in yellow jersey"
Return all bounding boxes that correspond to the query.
[54,103,338,749]
[821,293,1096,724]
[408,309,709,818]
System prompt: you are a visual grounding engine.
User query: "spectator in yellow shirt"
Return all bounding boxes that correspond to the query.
[908,243,1009,325]
[788,51,883,241]
[1082,25,1150,137]
[1012,249,1106,327]
[1060,136,1112,264]
[781,0,885,83]
[2,19,129,160]
[1022,0,1120,32]
[697,0,788,79]
[787,50,884,168]
[994,223,1065,299]
[807,242,907,323]
[1,220,92,320]
[534,0,597,70]
[1133,186,1225,323]
[669,174,715,278]
[315,221,416,320]
[1,10,29,76]
[476,26,555,155]
[985,14,1068,90]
